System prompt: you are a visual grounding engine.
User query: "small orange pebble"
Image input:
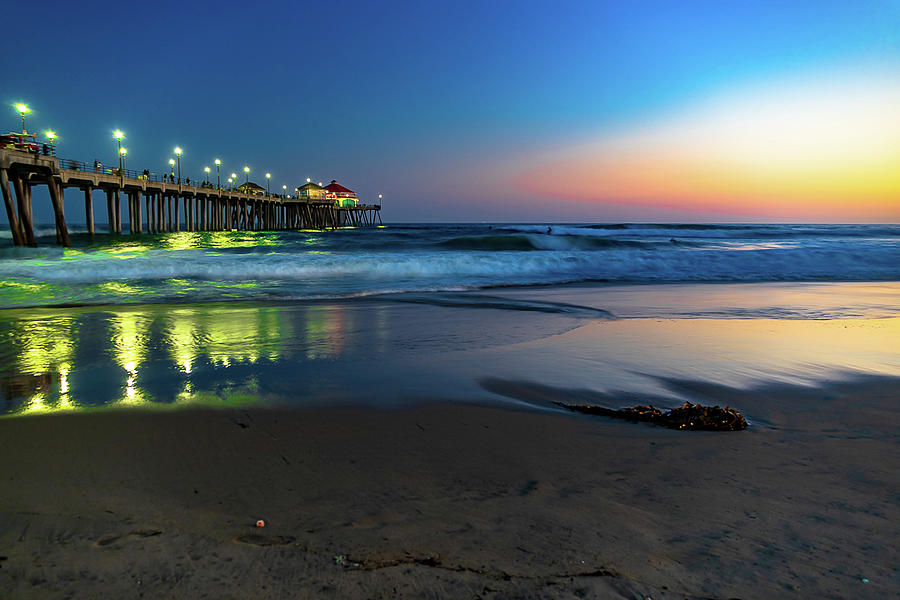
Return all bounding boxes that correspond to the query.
[256,520,265,528]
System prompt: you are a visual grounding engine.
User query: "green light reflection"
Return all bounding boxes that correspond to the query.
[0,302,354,417]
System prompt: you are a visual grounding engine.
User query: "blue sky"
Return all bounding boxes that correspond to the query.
[3,0,898,223]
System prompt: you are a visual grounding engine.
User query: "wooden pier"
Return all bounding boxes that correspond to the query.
[0,148,381,247]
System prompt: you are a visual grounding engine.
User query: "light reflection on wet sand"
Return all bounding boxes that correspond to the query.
[0,283,897,416]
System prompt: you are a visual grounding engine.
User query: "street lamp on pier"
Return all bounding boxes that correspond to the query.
[378,193,383,208]
[168,158,176,181]
[230,173,237,191]
[227,177,233,191]
[243,166,250,184]
[113,130,125,172]
[282,184,287,199]
[204,166,211,186]
[44,130,57,156]
[119,147,128,172]
[214,158,221,188]
[174,147,183,183]
[265,173,271,196]
[15,103,31,134]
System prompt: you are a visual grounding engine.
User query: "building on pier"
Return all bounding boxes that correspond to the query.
[298,181,326,202]
[236,181,266,196]
[324,180,358,208]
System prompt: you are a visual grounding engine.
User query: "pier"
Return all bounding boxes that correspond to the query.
[0,148,381,247]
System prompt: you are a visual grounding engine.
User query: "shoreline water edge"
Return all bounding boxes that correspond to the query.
[0,222,898,597]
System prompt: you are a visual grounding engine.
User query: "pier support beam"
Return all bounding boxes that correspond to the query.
[47,179,71,247]
[17,180,36,246]
[1,169,24,247]
[105,189,115,234]
[84,187,94,235]
[115,190,122,234]
[127,191,135,234]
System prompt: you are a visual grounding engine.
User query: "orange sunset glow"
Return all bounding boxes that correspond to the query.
[517,66,900,221]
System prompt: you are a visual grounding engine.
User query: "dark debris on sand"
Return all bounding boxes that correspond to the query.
[555,401,748,431]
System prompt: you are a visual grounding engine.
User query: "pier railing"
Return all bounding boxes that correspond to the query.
[55,157,294,197]
[58,158,206,186]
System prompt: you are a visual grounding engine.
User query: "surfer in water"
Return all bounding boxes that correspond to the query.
[546,226,552,234]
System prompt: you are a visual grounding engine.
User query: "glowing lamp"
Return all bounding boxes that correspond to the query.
[113,129,124,140]
[214,158,221,165]
[15,103,30,115]
[243,166,250,173]
[265,173,271,179]
[45,130,57,140]
[169,158,175,166]
[120,147,127,155]
[306,177,311,182]
[204,166,211,173]
[231,172,237,178]
[174,147,182,156]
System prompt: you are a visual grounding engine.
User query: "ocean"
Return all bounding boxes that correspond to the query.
[1,223,898,309]
[1,223,898,416]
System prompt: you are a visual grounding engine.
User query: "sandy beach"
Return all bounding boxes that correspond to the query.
[1,374,897,599]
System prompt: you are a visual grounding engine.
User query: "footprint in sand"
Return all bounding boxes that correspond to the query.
[94,529,162,547]
[233,534,295,547]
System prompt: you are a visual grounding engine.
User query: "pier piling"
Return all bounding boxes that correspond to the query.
[1,148,381,246]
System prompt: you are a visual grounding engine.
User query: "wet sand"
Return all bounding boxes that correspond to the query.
[1,377,897,599]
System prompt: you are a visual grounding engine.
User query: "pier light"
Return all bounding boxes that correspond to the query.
[282,184,287,199]
[306,177,311,183]
[15,103,31,134]
[120,147,127,155]
[214,159,221,188]
[204,166,211,185]
[44,130,57,155]
[227,177,233,191]
[119,147,127,171]
[265,172,271,196]
[113,130,125,170]
[173,147,182,182]
[318,182,323,186]
[243,166,250,184]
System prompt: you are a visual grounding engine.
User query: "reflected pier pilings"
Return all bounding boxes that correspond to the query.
[0,148,382,247]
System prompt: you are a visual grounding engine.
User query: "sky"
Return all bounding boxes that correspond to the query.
[3,0,899,224]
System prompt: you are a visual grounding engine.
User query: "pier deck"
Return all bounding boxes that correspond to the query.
[0,148,381,247]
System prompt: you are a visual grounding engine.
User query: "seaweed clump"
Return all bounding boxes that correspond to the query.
[555,401,747,431]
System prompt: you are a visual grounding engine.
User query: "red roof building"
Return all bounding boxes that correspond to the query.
[324,180,358,207]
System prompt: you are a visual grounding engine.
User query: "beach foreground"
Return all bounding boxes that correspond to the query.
[1,377,897,599]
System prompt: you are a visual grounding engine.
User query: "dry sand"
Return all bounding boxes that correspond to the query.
[1,378,897,599]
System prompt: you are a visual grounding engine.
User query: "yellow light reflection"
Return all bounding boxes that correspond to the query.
[13,317,76,375]
[110,310,152,406]
[165,308,199,374]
